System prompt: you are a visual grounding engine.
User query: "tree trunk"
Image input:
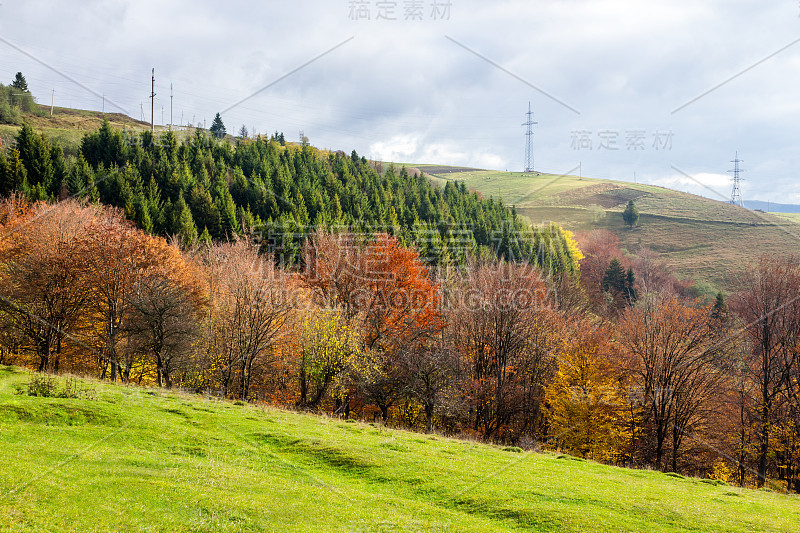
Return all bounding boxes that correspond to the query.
[298,366,307,406]
[757,404,769,487]
[424,402,434,433]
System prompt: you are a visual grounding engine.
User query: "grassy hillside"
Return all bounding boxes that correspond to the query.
[0,104,206,155]
[1,366,798,533]
[419,167,800,293]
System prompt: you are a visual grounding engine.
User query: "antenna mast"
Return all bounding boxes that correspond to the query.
[728,152,744,207]
[522,102,537,173]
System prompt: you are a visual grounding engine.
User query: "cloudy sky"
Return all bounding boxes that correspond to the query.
[1,0,799,202]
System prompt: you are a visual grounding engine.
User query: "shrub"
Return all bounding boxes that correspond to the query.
[15,373,97,400]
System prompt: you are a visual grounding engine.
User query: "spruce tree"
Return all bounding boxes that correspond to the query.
[711,292,728,321]
[12,72,28,92]
[0,152,8,196]
[625,267,638,302]
[198,226,212,246]
[172,193,198,247]
[602,258,626,293]
[623,199,639,228]
[209,113,226,139]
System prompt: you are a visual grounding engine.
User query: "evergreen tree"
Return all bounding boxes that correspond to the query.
[602,258,626,293]
[209,113,226,139]
[16,123,53,189]
[625,267,638,302]
[0,152,8,196]
[67,155,93,197]
[198,226,212,246]
[172,193,198,247]
[12,72,28,92]
[622,199,639,228]
[711,292,728,322]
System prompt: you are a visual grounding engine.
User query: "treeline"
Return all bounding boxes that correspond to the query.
[1,198,799,493]
[0,121,581,275]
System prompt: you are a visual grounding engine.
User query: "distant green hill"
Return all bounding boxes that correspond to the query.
[417,166,800,293]
[1,365,797,533]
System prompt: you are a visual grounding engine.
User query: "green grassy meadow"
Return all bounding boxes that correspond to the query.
[418,167,800,293]
[1,366,798,532]
[0,105,215,156]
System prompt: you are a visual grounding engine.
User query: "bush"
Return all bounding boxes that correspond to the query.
[15,373,97,400]
[21,373,58,397]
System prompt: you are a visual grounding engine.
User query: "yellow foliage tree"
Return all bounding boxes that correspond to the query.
[546,323,629,462]
[297,308,362,409]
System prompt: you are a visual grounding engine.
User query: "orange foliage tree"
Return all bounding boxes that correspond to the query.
[0,199,96,372]
[302,230,444,421]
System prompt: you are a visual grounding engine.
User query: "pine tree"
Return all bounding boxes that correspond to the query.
[12,72,28,92]
[0,152,8,196]
[602,258,626,293]
[622,199,639,228]
[198,226,212,246]
[625,267,638,302]
[209,113,226,139]
[3,149,27,195]
[711,292,728,321]
[172,193,198,247]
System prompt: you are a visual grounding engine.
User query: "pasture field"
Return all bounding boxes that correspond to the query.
[1,366,798,533]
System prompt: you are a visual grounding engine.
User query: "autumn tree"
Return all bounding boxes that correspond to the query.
[78,207,158,382]
[576,230,628,312]
[201,240,293,400]
[730,256,800,487]
[545,322,629,462]
[302,230,444,421]
[0,200,97,373]
[296,308,361,409]
[394,338,461,433]
[449,260,560,440]
[123,239,206,388]
[617,294,723,471]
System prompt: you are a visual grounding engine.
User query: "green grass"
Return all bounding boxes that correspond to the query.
[772,212,800,223]
[1,366,798,532]
[424,169,800,292]
[0,105,214,155]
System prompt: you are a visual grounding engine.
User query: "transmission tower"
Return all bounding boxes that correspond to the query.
[522,102,537,173]
[728,152,744,207]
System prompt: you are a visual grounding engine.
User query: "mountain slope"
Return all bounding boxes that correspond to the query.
[420,167,800,293]
[1,366,798,533]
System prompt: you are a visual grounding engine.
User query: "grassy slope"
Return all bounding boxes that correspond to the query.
[1,366,798,533]
[0,105,208,155]
[419,167,800,293]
